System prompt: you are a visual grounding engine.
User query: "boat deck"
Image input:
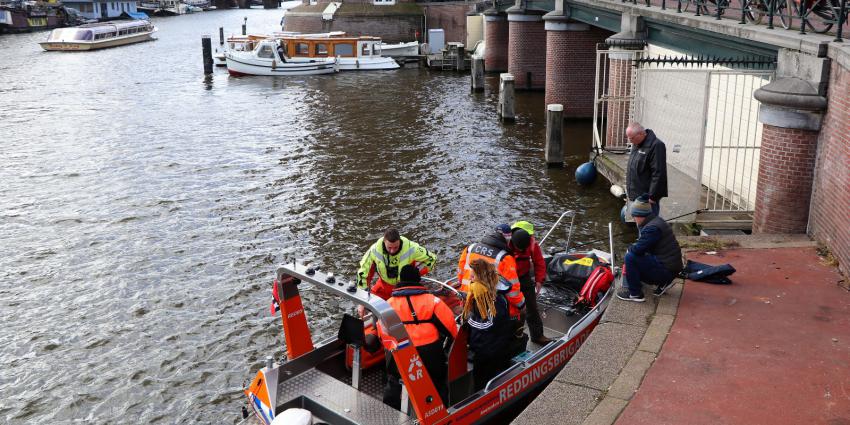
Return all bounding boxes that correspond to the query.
[276,368,414,425]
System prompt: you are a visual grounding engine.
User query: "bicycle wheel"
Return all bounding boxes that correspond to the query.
[804,0,836,33]
[743,0,768,23]
[777,0,795,29]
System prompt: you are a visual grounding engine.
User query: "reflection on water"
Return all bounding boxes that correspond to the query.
[0,9,631,424]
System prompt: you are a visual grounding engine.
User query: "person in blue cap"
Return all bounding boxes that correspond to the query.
[618,194,683,302]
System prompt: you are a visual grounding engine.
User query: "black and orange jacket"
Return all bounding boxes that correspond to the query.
[378,284,458,347]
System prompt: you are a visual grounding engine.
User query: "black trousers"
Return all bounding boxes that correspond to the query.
[383,341,448,409]
[519,272,544,339]
[472,354,512,392]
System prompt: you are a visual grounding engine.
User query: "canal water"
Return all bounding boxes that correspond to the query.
[0,9,633,424]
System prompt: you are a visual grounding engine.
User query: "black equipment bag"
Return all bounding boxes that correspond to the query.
[545,253,601,292]
[683,260,736,284]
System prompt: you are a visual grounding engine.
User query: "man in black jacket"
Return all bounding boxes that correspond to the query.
[618,195,683,302]
[626,122,667,217]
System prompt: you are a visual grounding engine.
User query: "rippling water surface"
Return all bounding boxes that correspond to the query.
[0,9,631,424]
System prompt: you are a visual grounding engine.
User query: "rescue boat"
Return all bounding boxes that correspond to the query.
[243,213,618,425]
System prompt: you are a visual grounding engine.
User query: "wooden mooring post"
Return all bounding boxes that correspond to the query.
[219,26,224,45]
[202,35,213,75]
[455,44,465,72]
[545,104,564,166]
[471,57,484,92]
[242,17,247,35]
[498,73,515,122]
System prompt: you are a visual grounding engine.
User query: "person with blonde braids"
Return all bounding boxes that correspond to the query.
[464,259,523,391]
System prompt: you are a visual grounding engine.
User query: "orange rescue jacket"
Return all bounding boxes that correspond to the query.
[379,284,458,347]
[457,237,526,317]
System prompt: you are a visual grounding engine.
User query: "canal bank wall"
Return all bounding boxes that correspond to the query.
[512,234,836,425]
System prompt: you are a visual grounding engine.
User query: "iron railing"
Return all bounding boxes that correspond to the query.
[622,0,848,41]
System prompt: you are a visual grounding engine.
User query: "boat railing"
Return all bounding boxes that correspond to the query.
[275,261,410,343]
[538,210,577,250]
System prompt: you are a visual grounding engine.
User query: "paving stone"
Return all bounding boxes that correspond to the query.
[555,322,644,391]
[606,350,656,401]
[581,396,629,425]
[511,381,602,425]
[601,291,658,328]
[637,314,675,354]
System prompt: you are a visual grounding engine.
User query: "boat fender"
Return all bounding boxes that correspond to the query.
[610,184,625,199]
[271,408,312,425]
[575,161,597,186]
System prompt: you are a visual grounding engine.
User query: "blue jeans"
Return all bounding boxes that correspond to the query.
[624,251,673,296]
[651,199,660,217]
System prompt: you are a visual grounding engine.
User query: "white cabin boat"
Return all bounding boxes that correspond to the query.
[281,34,399,71]
[39,20,156,51]
[225,38,337,77]
[379,41,419,57]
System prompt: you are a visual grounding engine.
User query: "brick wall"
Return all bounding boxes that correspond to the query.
[508,19,546,90]
[484,17,508,72]
[544,26,611,117]
[752,125,820,234]
[422,2,470,43]
[285,13,422,43]
[809,60,850,276]
[604,56,633,148]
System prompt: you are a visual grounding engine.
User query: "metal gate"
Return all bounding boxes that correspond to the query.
[594,49,775,220]
[592,45,645,153]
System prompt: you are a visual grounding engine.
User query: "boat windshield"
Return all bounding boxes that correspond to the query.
[48,28,93,41]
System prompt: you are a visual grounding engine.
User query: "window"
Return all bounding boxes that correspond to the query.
[315,43,328,56]
[361,43,369,56]
[372,43,380,56]
[295,43,309,55]
[334,43,353,57]
[257,44,274,58]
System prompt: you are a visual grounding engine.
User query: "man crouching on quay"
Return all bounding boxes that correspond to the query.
[617,194,683,303]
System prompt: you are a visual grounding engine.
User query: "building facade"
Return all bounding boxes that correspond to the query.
[63,0,139,20]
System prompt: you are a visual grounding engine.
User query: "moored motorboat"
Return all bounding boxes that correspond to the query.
[0,0,75,34]
[39,20,156,51]
[243,213,618,425]
[379,41,420,57]
[281,33,399,71]
[225,38,337,76]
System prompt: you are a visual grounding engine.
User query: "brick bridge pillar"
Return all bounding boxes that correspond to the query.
[752,76,827,234]
[543,13,612,117]
[603,13,647,150]
[483,10,508,73]
[507,5,545,90]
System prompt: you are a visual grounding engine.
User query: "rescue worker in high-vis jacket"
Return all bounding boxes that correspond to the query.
[356,228,437,300]
[456,228,526,319]
[377,265,458,410]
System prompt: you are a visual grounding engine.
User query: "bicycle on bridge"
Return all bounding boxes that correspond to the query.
[678,0,848,34]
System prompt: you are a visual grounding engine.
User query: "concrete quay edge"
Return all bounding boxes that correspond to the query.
[511,273,682,425]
